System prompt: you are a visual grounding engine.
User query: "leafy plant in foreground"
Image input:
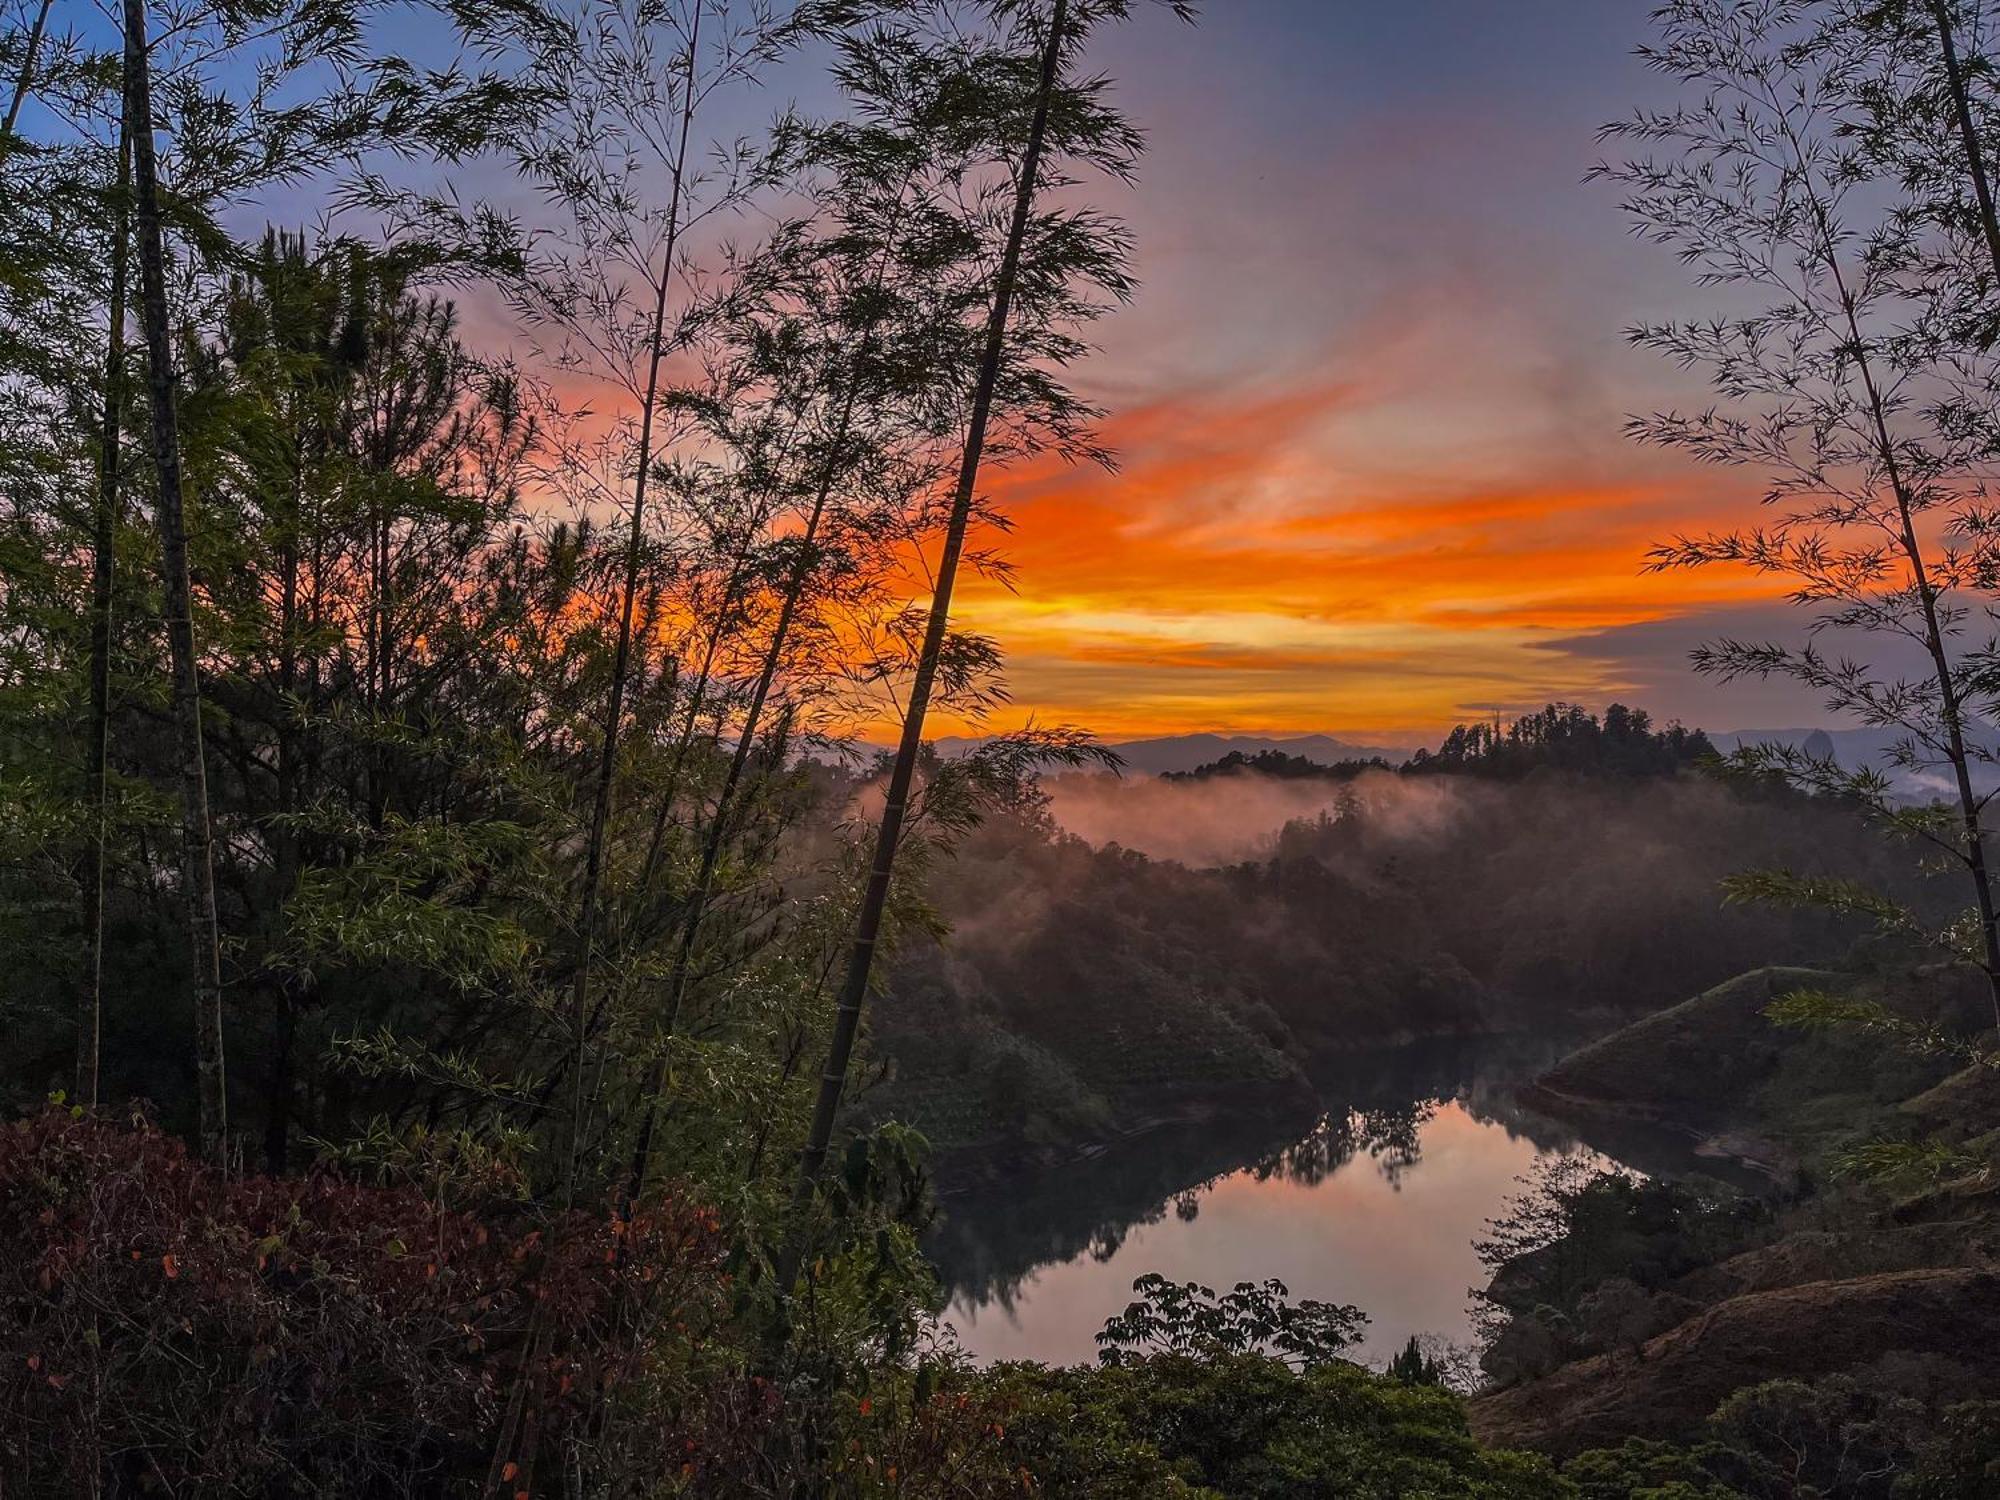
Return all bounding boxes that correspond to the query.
[1095,1272,1367,1370]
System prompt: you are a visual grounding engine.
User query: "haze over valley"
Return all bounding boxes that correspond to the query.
[8,1,2000,1495]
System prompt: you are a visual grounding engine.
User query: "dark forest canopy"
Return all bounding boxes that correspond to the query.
[7,0,2000,1494]
[1169,704,1717,784]
[1406,703,1716,779]
[1166,748,1396,781]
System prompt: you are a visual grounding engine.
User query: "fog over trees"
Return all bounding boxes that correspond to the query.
[4,1,2000,1495]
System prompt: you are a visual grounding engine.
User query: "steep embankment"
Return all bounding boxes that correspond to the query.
[1523,963,1986,1172]
[1476,961,2000,1458]
[1520,965,1839,1176]
[1471,1267,2000,1456]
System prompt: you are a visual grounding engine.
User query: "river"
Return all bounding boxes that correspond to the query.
[927,1035,1717,1370]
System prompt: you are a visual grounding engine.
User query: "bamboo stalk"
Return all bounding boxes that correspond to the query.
[77,110,131,1110]
[776,0,1073,1294]
[124,0,228,1160]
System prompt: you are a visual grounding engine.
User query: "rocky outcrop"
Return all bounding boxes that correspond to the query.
[1468,1268,2000,1457]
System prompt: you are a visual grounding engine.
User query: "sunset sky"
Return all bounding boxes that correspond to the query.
[91,0,1844,743]
[946,0,1808,742]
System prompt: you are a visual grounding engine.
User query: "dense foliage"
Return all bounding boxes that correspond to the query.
[1562,1386,2000,1500]
[1,1105,1591,1497]
[8,0,2000,1492]
[870,737,1933,1171]
[0,1104,733,1492]
[1406,703,1716,780]
[989,1353,1566,1500]
[1471,1155,1771,1385]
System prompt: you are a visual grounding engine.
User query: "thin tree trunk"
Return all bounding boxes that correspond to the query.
[565,0,704,1199]
[1885,475,2000,1031]
[124,0,227,1161]
[653,483,837,1020]
[368,490,386,828]
[361,376,395,831]
[264,995,295,1174]
[633,544,756,899]
[77,113,131,1110]
[1926,18,2000,969]
[2,0,52,136]
[1825,208,2000,1031]
[619,187,915,1208]
[775,0,1071,1292]
[652,315,887,1034]
[1875,439,2000,1031]
[1929,0,2000,301]
[619,393,864,1209]
[482,1309,552,1498]
[265,432,305,1175]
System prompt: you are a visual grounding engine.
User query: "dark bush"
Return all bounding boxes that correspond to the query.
[0,1105,725,1496]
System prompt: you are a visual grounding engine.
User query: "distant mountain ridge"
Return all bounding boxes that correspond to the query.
[1710,723,2000,794]
[933,731,1414,776]
[1711,723,2000,757]
[936,720,2000,786]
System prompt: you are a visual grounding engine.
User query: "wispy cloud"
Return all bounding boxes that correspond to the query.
[946,368,1773,737]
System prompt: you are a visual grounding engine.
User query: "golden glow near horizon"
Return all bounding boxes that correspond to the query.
[493,7,1813,748]
[929,377,1773,742]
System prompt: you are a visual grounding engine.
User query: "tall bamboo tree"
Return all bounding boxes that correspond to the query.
[1925,0,2000,285]
[623,29,995,1195]
[778,0,1172,1287]
[560,0,704,1199]
[76,110,130,1110]
[1,0,51,137]
[123,0,228,1158]
[1606,0,2000,1026]
[510,0,827,1195]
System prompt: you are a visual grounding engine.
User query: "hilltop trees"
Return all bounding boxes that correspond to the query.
[1406,703,1714,779]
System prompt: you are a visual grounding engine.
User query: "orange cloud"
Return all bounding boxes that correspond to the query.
[930,376,1773,739]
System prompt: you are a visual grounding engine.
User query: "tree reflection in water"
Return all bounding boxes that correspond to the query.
[1257,1099,1440,1191]
[930,1035,1587,1318]
[930,1034,1772,1366]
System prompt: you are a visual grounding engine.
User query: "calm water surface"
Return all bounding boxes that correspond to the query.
[929,1039,1645,1369]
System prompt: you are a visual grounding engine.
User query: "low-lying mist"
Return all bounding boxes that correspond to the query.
[1042,768,1458,866]
[867,756,1953,1180]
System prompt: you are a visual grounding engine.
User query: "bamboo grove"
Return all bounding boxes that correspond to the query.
[0,2,1184,1480]
[22,0,2000,1493]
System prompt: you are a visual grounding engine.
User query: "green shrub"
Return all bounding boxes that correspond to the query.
[984,1352,1570,1499]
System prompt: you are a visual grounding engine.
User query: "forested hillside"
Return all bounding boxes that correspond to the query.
[871,713,1937,1176]
[8,0,2000,1494]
